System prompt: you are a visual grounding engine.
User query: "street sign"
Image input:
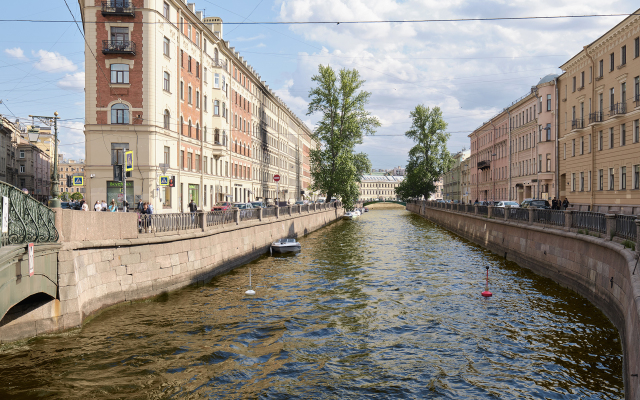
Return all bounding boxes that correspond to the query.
[73,176,84,186]
[159,176,170,186]
[125,151,134,172]
[273,174,280,182]
[28,243,34,277]
[159,163,169,174]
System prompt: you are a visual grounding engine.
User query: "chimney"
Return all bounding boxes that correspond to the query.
[204,17,223,39]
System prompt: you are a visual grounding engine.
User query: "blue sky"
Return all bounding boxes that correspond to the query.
[0,0,637,167]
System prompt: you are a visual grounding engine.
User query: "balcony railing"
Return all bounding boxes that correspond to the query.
[588,112,603,124]
[102,40,136,55]
[609,102,627,117]
[571,118,584,130]
[101,1,135,16]
[477,160,490,170]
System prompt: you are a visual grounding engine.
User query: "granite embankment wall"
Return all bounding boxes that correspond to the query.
[407,202,640,400]
[0,206,343,342]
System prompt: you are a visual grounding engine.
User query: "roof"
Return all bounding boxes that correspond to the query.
[360,175,405,182]
[537,74,559,86]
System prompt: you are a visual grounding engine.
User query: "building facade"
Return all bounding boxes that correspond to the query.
[358,175,404,202]
[558,9,640,211]
[79,0,314,212]
[428,178,443,201]
[442,150,470,202]
[58,156,86,198]
[469,111,509,202]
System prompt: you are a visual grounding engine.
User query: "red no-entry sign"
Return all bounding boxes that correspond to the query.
[273,174,280,182]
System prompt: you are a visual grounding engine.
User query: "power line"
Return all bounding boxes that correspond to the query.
[0,13,637,24]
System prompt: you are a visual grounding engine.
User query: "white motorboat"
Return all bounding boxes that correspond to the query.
[343,211,355,220]
[270,238,301,254]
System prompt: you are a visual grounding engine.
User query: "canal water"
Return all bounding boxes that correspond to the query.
[0,209,623,399]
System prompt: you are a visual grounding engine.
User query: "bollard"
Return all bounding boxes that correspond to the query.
[474,205,478,215]
[487,205,493,219]
[234,208,240,225]
[258,207,263,221]
[276,206,280,219]
[605,214,616,240]
[198,211,206,231]
[564,210,573,231]
[504,206,510,221]
[528,207,535,225]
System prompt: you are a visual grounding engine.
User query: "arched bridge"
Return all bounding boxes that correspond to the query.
[363,200,406,207]
[0,182,59,325]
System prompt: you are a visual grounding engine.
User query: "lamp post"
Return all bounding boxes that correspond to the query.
[29,112,60,208]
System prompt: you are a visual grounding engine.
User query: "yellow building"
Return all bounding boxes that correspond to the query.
[558,8,640,212]
[358,175,404,202]
[58,156,85,199]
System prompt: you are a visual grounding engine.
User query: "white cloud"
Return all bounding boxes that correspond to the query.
[58,72,85,92]
[58,121,85,161]
[5,47,26,60]
[33,50,78,73]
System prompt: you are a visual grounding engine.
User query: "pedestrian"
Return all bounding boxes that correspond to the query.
[551,197,557,210]
[147,202,154,214]
[81,201,89,211]
[94,200,102,212]
[562,198,569,210]
[123,199,129,212]
[101,199,108,211]
[189,199,197,222]
[109,199,118,212]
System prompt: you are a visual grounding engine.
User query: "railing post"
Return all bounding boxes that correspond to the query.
[487,205,493,219]
[258,207,263,221]
[528,207,535,225]
[605,214,616,240]
[198,211,205,231]
[276,206,280,219]
[635,219,640,251]
[234,208,240,225]
[564,210,573,231]
[288,205,292,216]
[505,206,510,221]
[474,205,478,215]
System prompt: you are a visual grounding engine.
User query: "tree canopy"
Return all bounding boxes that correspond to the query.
[307,65,380,209]
[396,105,452,200]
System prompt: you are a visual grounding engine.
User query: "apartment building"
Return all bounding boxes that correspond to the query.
[358,175,404,202]
[58,156,86,197]
[558,9,640,211]
[428,178,443,201]
[78,0,313,212]
[442,150,470,202]
[469,111,509,202]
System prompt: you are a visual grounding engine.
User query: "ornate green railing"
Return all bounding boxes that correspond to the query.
[0,181,58,246]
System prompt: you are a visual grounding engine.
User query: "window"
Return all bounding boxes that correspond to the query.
[621,123,626,146]
[196,154,200,172]
[164,146,170,165]
[580,136,584,154]
[599,169,603,190]
[546,154,551,172]
[19,165,25,173]
[581,71,585,87]
[180,150,184,168]
[636,37,640,59]
[196,123,200,140]
[180,50,184,68]
[610,52,615,71]
[214,73,219,88]
[547,94,551,111]
[572,139,575,156]
[188,56,192,72]
[635,120,639,143]
[204,67,207,83]
[635,76,639,102]
[214,100,219,115]
[196,62,200,78]
[610,127,614,148]
[110,64,129,84]
[599,130,603,150]
[563,143,566,159]
[572,76,576,92]
[163,71,170,92]
[538,154,542,172]
[163,37,170,57]
[180,116,184,135]
[599,59,604,77]
[110,26,129,42]
[214,48,219,64]
[188,120,192,137]
[188,86,192,104]
[111,143,129,165]
[180,81,184,100]
[609,168,615,190]
[580,172,584,191]
[196,90,200,108]
[571,173,576,191]
[111,103,129,124]
[635,165,640,189]
[163,2,169,19]
[187,152,192,170]
[204,95,207,112]
[622,82,627,105]
[622,45,627,66]
[163,110,170,130]
[19,150,24,158]
[621,166,627,190]
[188,23,191,39]
[546,123,551,141]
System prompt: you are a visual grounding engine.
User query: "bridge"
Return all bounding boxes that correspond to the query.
[0,190,344,343]
[363,200,406,207]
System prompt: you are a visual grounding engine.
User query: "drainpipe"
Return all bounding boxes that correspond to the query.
[584,44,596,211]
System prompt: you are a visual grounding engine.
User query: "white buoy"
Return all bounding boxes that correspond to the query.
[245,268,256,295]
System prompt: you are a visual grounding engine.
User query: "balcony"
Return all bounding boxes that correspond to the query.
[477,160,490,170]
[102,1,136,17]
[609,102,627,117]
[571,118,584,130]
[102,40,136,55]
[588,112,603,124]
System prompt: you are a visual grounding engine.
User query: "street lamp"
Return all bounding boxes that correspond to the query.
[29,112,60,208]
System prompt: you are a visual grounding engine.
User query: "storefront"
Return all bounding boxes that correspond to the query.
[106,181,134,208]
[188,183,199,206]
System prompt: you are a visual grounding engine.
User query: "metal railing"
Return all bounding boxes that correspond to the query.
[571,118,584,129]
[588,112,603,124]
[533,209,565,227]
[139,212,200,233]
[239,208,259,221]
[477,205,488,216]
[301,204,309,213]
[509,208,529,222]
[616,214,636,240]
[101,1,135,16]
[492,207,505,218]
[466,204,474,213]
[572,212,606,233]
[0,181,58,246]
[609,102,627,116]
[102,40,136,54]
[207,210,234,227]
[262,207,276,218]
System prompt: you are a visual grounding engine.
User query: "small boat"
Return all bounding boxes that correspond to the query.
[343,211,355,220]
[271,238,301,253]
[364,207,369,212]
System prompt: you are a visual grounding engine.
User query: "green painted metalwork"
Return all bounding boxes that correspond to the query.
[0,181,59,246]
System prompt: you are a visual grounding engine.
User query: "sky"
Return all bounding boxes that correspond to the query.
[0,0,638,168]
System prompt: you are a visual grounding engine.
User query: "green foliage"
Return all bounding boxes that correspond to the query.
[395,105,452,200]
[623,239,636,251]
[60,192,69,201]
[307,65,380,210]
[70,192,83,201]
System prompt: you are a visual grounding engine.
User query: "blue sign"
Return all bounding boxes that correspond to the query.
[159,176,169,186]
[125,151,133,172]
[73,176,84,186]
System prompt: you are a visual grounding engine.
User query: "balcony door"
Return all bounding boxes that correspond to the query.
[111,27,129,44]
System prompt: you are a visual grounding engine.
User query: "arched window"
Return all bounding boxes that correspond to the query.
[214,48,219,64]
[163,109,170,129]
[180,116,184,135]
[196,123,200,140]
[188,120,192,137]
[111,103,129,124]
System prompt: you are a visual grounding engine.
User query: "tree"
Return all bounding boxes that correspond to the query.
[60,192,69,201]
[307,65,380,209]
[70,192,83,201]
[396,105,452,200]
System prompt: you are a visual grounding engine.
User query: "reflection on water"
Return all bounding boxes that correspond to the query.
[0,209,623,399]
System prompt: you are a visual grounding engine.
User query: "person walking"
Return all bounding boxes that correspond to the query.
[551,197,557,210]
[188,199,197,223]
[81,201,89,211]
[94,201,102,212]
[109,199,118,212]
[147,202,154,214]
[562,198,569,210]
[101,199,108,211]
